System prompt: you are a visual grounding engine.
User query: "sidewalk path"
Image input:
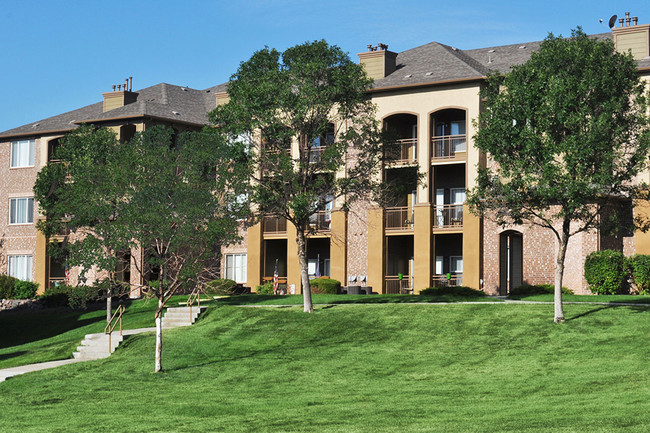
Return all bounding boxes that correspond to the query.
[0,327,156,383]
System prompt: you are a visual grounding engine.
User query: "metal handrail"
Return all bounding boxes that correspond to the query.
[104,304,125,353]
[187,287,201,322]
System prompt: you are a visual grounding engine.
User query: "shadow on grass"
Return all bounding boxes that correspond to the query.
[566,304,650,321]
[0,299,138,349]
[0,351,28,361]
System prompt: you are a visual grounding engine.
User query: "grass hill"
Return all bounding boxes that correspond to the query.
[1,299,649,431]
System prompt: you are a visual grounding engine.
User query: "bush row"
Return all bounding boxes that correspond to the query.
[419,286,486,297]
[584,250,650,295]
[0,275,39,299]
[509,284,572,296]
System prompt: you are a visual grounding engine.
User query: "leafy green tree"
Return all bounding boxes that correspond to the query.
[467,29,650,322]
[210,40,393,313]
[35,125,249,371]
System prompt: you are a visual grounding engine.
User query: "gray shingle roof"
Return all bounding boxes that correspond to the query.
[0,83,217,139]
[371,32,621,90]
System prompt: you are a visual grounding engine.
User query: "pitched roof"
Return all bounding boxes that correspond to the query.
[371,32,619,90]
[0,83,217,139]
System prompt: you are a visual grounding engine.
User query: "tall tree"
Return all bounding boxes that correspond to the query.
[466,29,650,322]
[35,125,249,371]
[210,40,393,313]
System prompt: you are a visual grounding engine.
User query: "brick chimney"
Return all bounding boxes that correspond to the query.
[102,77,137,112]
[612,12,650,60]
[358,43,398,80]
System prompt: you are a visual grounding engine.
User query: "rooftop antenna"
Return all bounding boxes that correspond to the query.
[608,14,618,29]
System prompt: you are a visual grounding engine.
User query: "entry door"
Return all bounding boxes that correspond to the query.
[499,232,523,295]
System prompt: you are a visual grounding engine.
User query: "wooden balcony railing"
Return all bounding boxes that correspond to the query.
[384,276,412,294]
[262,215,287,234]
[309,210,331,232]
[431,274,463,287]
[433,204,463,228]
[385,207,414,231]
[386,138,417,165]
[431,134,467,159]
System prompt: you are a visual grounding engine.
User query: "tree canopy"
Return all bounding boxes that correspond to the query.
[467,29,650,322]
[35,124,249,370]
[210,40,393,312]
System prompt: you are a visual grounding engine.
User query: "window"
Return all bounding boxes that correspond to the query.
[9,197,34,224]
[225,254,247,283]
[8,255,33,281]
[10,139,35,168]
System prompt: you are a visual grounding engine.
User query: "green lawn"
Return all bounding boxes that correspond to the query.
[1,301,649,432]
[508,293,650,303]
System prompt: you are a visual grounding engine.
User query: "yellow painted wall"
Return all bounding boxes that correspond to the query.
[286,224,301,293]
[462,205,482,290]
[367,207,384,292]
[413,204,432,292]
[329,210,347,284]
[35,228,47,294]
[246,223,262,290]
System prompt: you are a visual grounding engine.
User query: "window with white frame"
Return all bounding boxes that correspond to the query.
[225,253,247,283]
[10,139,35,168]
[9,197,34,224]
[8,255,33,281]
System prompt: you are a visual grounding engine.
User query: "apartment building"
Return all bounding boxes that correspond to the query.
[2,15,650,295]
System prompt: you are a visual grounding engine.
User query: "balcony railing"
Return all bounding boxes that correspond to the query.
[433,204,463,228]
[385,207,414,231]
[309,146,328,164]
[49,277,66,288]
[431,274,463,287]
[386,138,417,165]
[431,134,467,159]
[384,275,412,294]
[309,210,331,232]
[262,215,287,234]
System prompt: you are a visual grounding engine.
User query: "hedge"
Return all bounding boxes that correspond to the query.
[310,277,341,294]
[509,284,572,296]
[628,254,650,294]
[584,250,628,295]
[0,275,39,299]
[205,278,238,295]
[419,286,486,297]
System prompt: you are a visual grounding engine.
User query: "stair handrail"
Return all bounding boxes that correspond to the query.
[187,287,201,322]
[104,304,125,353]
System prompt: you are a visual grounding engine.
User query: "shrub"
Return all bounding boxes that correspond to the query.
[205,278,238,295]
[310,277,341,294]
[628,254,650,294]
[12,280,39,299]
[509,284,572,296]
[0,275,18,299]
[584,250,628,295]
[256,282,275,295]
[39,284,102,309]
[419,286,486,297]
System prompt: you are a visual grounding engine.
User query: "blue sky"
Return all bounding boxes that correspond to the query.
[0,0,648,132]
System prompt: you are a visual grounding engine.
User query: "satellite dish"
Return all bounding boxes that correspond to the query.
[608,14,618,29]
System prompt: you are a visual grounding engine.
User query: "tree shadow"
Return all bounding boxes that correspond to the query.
[566,303,650,321]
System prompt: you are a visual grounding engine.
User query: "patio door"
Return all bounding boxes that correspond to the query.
[499,231,523,295]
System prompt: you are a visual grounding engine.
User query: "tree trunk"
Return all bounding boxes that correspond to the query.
[296,228,313,313]
[154,298,163,372]
[106,287,112,324]
[554,220,570,323]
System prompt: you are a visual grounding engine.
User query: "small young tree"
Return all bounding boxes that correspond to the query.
[35,125,249,371]
[210,40,392,313]
[467,29,650,322]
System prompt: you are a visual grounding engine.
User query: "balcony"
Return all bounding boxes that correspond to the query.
[309,146,327,164]
[386,138,417,166]
[433,204,463,229]
[262,215,287,234]
[385,275,412,294]
[431,274,463,287]
[385,207,414,231]
[431,134,467,160]
[309,210,331,232]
